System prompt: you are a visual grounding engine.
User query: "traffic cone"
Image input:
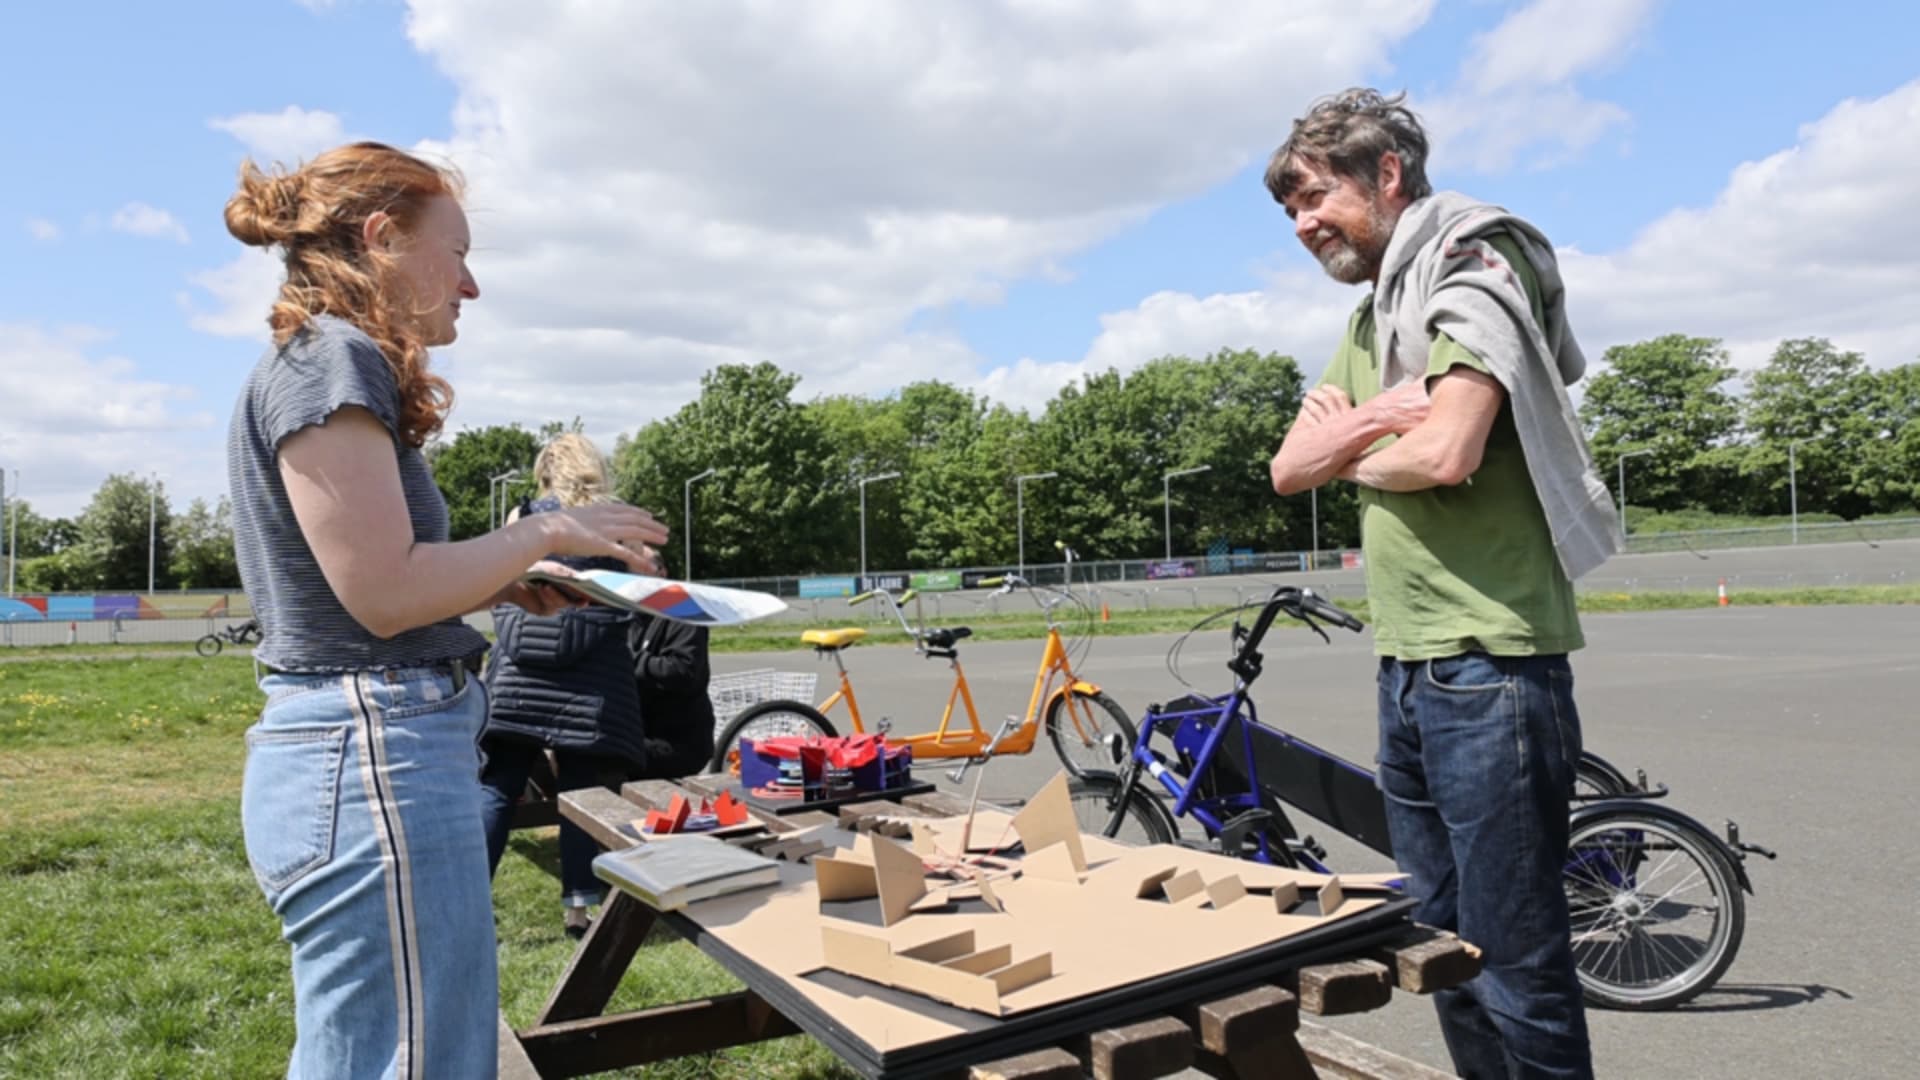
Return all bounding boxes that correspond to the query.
[1101,602,1111,623]
[1717,578,1729,607]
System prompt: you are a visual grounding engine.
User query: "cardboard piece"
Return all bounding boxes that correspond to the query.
[819,925,1056,1016]
[712,790,750,827]
[1205,874,1248,910]
[911,822,939,856]
[1318,875,1346,917]
[976,874,1005,913]
[643,793,693,835]
[1131,867,1179,899]
[1020,841,1084,884]
[1010,772,1088,872]
[813,833,929,927]
[1160,869,1206,904]
[1271,881,1301,913]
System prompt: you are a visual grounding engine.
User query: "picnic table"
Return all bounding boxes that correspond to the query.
[499,774,1481,1080]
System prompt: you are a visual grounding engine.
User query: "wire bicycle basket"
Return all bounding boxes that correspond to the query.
[706,668,820,738]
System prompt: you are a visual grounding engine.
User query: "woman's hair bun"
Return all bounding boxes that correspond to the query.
[224,160,308,248]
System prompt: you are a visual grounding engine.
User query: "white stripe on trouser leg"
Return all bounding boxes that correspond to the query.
[348,674,426,1080]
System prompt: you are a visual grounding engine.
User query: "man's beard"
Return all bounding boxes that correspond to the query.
[1312,200,1398,285]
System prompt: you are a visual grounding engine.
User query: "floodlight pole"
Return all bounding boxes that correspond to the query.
[1162,465,1212,560]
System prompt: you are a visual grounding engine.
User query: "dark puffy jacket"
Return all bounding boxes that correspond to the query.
[628,613,716,779]
[482,496,644,764]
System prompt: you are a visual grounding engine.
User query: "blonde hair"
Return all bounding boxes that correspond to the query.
[534,434,613,508]
[224,141,464,448]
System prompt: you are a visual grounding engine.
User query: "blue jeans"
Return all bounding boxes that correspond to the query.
[1377,654,1593,1080]
[477,739,627,907]
[241,667,497,1080]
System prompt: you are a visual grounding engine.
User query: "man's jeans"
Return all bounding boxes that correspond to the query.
[241,667,497,1080]
[1377,654,1594,1080]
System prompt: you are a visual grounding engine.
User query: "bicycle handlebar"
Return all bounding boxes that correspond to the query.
[1227,586,1363,684]
[849,590,874,605]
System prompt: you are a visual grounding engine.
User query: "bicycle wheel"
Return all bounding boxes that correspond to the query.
[195,634,222,658]
[1563,808,1745,1009]
[707,700,839,774]
[1067,773,1177,847]
[1574,751,1633,800]
[1045,689,1138,779]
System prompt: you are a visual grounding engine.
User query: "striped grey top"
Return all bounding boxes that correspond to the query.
[226,315,488,673]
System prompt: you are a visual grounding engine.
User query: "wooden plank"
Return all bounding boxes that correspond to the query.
[677,772,733,800]
[1290,960,1393,1017]
[970,1046,1086,1079]
[620,778,687,811]
[520,991,800,1077]
[784,810,841,830]
[1068,1014,1193,1080]
[498,1012,543,1080]
[1297,1021,1457,1080]
[534,892,659,1026]
[1364,925,1484,995]
[838,799,914,830]
[558,787,646,853]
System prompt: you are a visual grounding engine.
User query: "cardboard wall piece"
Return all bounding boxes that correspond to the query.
[1009,772,1087,872]
[1020,841,1084,884]
[1318,874,1346,917]
[819,925,1056,1017]
[1205,874,1248,910]
[1160,869,1206,904]
[1271,881,1301,913]
[1132,867,1179,899]
[813,833,929,927]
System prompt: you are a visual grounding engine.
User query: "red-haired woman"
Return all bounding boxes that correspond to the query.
[223,142,667,1078]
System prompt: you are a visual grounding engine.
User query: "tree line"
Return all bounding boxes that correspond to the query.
[7,336,1915,591]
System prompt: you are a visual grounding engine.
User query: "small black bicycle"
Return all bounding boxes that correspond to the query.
[195,618,261,657]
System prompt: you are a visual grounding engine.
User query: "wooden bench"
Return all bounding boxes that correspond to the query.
[501,775,1480,1079]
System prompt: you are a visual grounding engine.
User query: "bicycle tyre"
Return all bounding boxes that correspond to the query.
[1574,751,1634,800]
[1067,772,1177,847]
[195,635,222,658]
[1044,689,1138,780]
[707,699,839,774]
[1563,807,1745,1010]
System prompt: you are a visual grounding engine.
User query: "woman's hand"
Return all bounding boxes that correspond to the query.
[535,504,671,575]
[489,579,584,615]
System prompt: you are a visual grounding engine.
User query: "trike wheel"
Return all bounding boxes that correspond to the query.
[1563,808,1745,1009]
[1067,773,1177,847]
[195,634,222,658]
[1045,689,1138,779]
[708,700,838,774]
[1574,751,1634,801]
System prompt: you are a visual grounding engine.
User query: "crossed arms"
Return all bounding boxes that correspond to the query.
[1269,366,1506,496]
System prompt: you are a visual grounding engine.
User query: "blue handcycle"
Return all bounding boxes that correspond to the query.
[1071,585,1774,1010]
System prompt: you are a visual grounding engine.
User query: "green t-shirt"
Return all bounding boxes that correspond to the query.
[1321,232,1583,660]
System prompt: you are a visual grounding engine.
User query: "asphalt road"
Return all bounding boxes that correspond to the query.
[714,603,1920,1078]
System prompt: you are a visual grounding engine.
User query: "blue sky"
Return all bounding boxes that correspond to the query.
[4,1,1919,518]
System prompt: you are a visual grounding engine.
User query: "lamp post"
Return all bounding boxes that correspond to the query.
[147,473,159,594]
[858,471,901,585]
[1614,449,1654,540]
[1788,437,1818,546]
[489,468,522,530]
[684,467,718,579]
[1013,471,1057,577]
[1162,465,1211,561]
[6,470,12,596]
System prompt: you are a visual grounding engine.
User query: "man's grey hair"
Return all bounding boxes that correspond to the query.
[1264,88,1433,204]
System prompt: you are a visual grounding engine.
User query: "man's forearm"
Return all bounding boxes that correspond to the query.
[1338,423,1479,492]
[1271,407,1394,495]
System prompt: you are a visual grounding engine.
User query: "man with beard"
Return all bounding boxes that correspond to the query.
[1267,89,1619,1080]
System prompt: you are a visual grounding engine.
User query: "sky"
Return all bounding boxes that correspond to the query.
[4,0,1919,519]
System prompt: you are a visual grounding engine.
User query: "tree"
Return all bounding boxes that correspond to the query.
[1578,335,1741,512]
[1851,362,1920,514]
[427,424,543,539]
[614,363,840,579]
[1741,338,1879,518]
[75,474,171,591]
[168,497,240,589]
[0,499,63,558]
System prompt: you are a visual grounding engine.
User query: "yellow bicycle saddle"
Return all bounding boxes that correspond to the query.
[801,627,868,650]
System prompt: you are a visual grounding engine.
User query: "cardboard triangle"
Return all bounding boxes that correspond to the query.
[1021,841,1083,884]
[911,822,939,856]
[814,855,878,902]
[1160,869,1205,904]
[1270,880,1301,913]
[870,833,930,927]
[1204,874,1248,909]
[976,874,1006,913]
[1010,771,1087,872]
[1317,874,1346,917]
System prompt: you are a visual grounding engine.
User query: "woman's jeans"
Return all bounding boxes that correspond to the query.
[477,739,628,907]
[241,666,496,1080]
[1377,653,1594,1080]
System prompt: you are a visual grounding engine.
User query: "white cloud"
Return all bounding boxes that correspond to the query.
[208,105,349,166]
[1561,78,1920,374]
[1078,78,1920,400]
[0,324,215,518]
[24,218,59,242]
[181,249,285,339]
[110,202,190,244]
[1421,0,1656,173]
[384,0,1433,432]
